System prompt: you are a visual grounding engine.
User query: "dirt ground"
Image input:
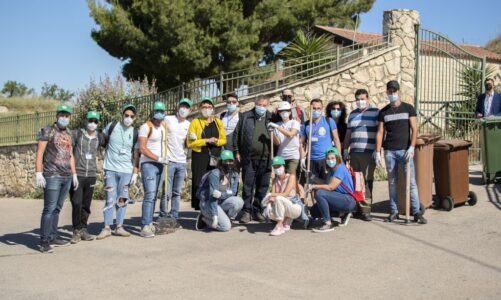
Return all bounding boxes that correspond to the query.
[1,166,501,299]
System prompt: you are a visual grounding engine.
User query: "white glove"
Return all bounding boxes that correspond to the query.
[35,172,46,188]
[343,149,350,161]
[130,173,138,185]
[189,133,197,140]
[373,151,382,167]
[226,189,233,196]
[157,156,168,164]
[267,122,279,129]
[300,158,307,171]
[211,215,218,229]
[72,174,79,191]
[405,146,415,161]
[212,190,222,199]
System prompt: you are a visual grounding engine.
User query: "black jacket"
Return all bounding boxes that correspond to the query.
[233,108,272,161]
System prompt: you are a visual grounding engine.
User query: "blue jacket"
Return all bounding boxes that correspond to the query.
[475,92,501,117]
[201,168,240,204]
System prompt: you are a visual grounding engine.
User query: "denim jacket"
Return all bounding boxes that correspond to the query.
[200,168,239,204]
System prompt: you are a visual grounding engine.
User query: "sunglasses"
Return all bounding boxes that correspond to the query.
[124,113,135,118]
[88,119,99,124]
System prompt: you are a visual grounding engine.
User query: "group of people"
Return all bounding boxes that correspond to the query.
[34,79,427,253]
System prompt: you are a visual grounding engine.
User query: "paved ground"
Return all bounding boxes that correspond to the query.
[1,167,501,299]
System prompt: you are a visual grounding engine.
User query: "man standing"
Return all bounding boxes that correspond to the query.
[281,89,306,124]
[475,78,501,118]
[69,111,104,243]
[138,101,168,238]
[35,104,78,253]
[374,80,427,224]
[343,89,379,222]
[233,95,272,223]
[299,98,342,180]
[159,98,192,220]
[220,93,240,151]
[96,103,139,240]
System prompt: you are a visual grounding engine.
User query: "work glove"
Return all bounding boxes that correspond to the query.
[210,215,218,229]
[72,174,79,191]
[405,146,415,161]
[300,158,307,171]
[373,151,382,168]
[343,149,350,161]
[35,172,46,188]
[267,122,279,129]
[188,133,197,140]
[212,190,222,199]
[130,173,138,185]
[157,156,168,164]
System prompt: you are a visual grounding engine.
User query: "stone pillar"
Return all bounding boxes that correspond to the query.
[383,9,420,104]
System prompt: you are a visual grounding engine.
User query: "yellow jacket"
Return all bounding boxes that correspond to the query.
[187,117,226,152]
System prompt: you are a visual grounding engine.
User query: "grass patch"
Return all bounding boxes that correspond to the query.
[0,96,62,114]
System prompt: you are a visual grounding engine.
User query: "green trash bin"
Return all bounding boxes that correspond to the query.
[480,117,501,184]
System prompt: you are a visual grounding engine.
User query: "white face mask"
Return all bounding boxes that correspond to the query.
[279,111,290,120]
[86,122,97,132]
[123,116,134,127]
[274,166,285,176]
[356,100,367,110]
[178,107,190,118]
[201,108,213,118]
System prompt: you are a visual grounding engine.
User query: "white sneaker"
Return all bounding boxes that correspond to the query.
[140,224,155,238]
[211,216,218,229]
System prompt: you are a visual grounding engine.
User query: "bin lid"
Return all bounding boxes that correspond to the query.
[416,134,441,146]
[434,139,473,151]
[481,116,501,124]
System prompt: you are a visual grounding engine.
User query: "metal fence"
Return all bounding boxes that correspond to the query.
[0,35,390,145]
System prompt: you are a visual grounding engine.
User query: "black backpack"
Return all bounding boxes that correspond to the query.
[103,121,138,150]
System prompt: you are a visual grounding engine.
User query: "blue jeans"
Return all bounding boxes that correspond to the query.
[384,149,420,214]
[141,162,164,226]
[159,161,186,219]
[40,176,72,242]
[103,170,132,226]
[314,189,356,222]
[200,196,244,232]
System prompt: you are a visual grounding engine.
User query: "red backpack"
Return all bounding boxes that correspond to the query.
[341,164,365,202]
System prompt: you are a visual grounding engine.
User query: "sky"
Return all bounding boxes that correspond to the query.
[0,0,500,95]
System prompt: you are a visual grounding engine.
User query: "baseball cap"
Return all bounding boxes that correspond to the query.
[272,156,286,166]
[277,101,292,111]
[220,150,234,161]
[179,98,193,108]
[122,103,136,113]
[153,101,166,111]
[325,146,339,156]
[201,97,214,106]
[56,104,72,114]
[86,111,100,120]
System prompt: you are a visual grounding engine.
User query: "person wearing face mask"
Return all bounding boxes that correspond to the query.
[343,89,379,222]
[138,101,170,238]
[299,99,342,181]
[375,80,427,224]
[269,101,301,174]
[96,103,140,240]
[261,156,302,236]
[195,150,244,232]
[219,93,241,152]
[475,78,501,118]
[308,147,356,232]
[158,98,193,221]
[35,104,78,252]
[187,97,226,211]
[279,89,306,124]
[233,95,273,223]
[325,101,347,143]
[68,111,105,244]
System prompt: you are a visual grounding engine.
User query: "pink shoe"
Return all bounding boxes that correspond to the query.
[283,218,292,231]
[270,226,285,236]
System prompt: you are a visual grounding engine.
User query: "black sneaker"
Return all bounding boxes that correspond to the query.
[339,213,352,227]
[387,212,399,223]
[252,210,266,223]
[80,228,96,241]
[414,213,428,224]
[70,229,81,244]
[360,213,372,222]
[238,211,252,224]
[39,242,53,253]
[312,223,335,233]
[195,213,207,231]
[50,238,70,247]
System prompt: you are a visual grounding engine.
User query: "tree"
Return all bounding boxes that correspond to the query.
[1,80,34,97]
[41,82,75,101]
[486,33,501,54]
[88,0,374,90]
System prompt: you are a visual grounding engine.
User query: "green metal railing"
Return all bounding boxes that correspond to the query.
[0,35,390,145]
[415,26,485,163]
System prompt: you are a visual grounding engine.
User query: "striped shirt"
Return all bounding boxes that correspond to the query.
[347,107,379,153]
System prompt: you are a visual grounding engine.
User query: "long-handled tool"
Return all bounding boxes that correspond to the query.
[305,105,314,206]
[163,122,169,196]
[404,160,411,223]
[270,130,274,179]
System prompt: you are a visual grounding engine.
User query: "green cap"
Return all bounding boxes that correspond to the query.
[122,103,136,113]
[153,101,166,111]
[201,97,214,106]
[86,111,100,120]
[179,98,193,108]
[220,150,234,161]
[56,104,72,114]
[272,156,286,166]
[325,146,339,156]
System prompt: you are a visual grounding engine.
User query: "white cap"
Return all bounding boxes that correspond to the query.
[277,101,291,111]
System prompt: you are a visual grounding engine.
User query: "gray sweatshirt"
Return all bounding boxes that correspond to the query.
[72,129,104,177]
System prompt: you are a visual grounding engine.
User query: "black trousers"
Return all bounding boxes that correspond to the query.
[69,176,96,230]
[191,151,214,210]
[241,159,271,213]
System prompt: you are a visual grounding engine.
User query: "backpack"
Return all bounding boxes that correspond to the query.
[341,165,365,202]
[103,121,138,150]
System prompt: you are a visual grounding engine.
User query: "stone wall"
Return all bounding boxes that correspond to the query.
[0,143,37,197]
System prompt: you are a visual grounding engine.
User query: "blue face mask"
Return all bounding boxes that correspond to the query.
[388,94,398,103]
[312,111,322,119]
[227,104,237,113]
[57,117,70,128]
[326,159,337,168]
[255,106,266,116]
[153,112,165,120]
[331,110,341,119]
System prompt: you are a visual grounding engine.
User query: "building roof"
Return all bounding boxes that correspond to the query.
[315,25,501,63]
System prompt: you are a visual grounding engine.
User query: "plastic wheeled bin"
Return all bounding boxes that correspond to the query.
[480,117,501,184]
[397,134,441,215]
[433,139,477,211]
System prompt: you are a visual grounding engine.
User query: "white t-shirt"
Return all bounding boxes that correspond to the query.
[164,115,190,163]
[275,119,301,160]
[139,122,166,164]
[221,111,239,150]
